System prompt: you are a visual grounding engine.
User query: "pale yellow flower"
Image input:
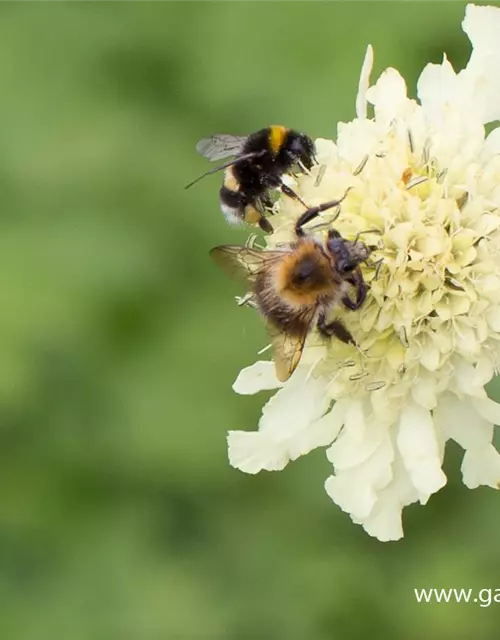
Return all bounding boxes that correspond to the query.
[228,4,500,540]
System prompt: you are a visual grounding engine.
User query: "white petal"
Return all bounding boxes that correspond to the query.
[472,396,500,425]
[458,54,500,124]
[286,399,347,461]
[458,5,500,123]
[366,68,411,124]
[434,394,493,449]
[327,401,390,470]
[325,430,394,520]
[358,456,419,541]
[259,373,330,435]
[472,358,495,388]
[359,500,404,542]
[227,431,289,474]
[483,126,500,158]
[454,360,487,398]
[356,44,374,120]
[336,118,379,168]
[313,138,338,165]
[228,375,338,474]
[462,4,500,56]
[411,374,438,410]
[417,55,458,120]
[396,403,447,496]
[232,360,282,395]
[325,473,377,522]
[462,444,500,489]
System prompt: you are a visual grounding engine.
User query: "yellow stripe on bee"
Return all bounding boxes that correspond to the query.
[224,167,239,191]
[269,125,288,156]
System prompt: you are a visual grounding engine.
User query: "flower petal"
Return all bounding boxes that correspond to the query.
[461,444,500,489]
[434,394,492,449]
[459,4,500,123]
[227,431,289,474]
[417,55,458,121]
[462,4,500,56]
[325,430,394,520]
[232,360,282,395]
[396,403,447,497]
[356,44,374,120]
[357,455,420,542]
[366,67,411,125]
[228,375,340,474]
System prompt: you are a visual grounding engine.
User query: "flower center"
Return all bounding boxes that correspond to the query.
[266,129,500,413]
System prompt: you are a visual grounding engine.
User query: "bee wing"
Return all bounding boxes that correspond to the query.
[210,245,285,286]
[196,134,248,162]
[266,308,316,382]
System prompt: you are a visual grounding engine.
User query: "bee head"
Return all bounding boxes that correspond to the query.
[327,229,372,274]
[286,132,316,170]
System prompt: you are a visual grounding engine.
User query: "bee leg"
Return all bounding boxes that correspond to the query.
[342,267,366,310]
[317,313,354,344]
[279,183,309,209]
[260,195,275,211]
[295,188,352,236]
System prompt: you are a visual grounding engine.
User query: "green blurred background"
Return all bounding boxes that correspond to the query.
[1,2,500,639]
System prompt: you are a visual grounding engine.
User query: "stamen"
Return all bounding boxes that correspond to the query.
[353,155,369,176]
[399,327,409,348]
[436,168,448,184]
[340,359,357,368]
[405,176,428,190]
[349,371,369,381]
[365,381,386,391]
[407,129,415,154]
[421,138,431,165]
[456,192,469,210]
[373,258,384,280]
[314,164,327,187]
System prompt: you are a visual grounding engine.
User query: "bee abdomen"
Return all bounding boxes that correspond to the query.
[219,185,246,225]
[256,282,314,335]
[267,303,313,336]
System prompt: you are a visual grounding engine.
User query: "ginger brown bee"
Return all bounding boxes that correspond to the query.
[210,198,372,381]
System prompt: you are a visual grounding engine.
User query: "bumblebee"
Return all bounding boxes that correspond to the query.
[210,196,372,381]
[186,125,316,233]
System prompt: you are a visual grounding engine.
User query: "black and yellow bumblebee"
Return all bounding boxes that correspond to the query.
[210,194,372,381]
[186,125,316,233]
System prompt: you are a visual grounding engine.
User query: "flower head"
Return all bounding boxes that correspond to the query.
[228,4,500,540]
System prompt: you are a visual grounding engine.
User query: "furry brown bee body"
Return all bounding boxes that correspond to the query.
[210,229,372,381]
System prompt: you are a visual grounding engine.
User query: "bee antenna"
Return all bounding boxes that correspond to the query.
[184,151,266,190]
[353,228,382,244]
